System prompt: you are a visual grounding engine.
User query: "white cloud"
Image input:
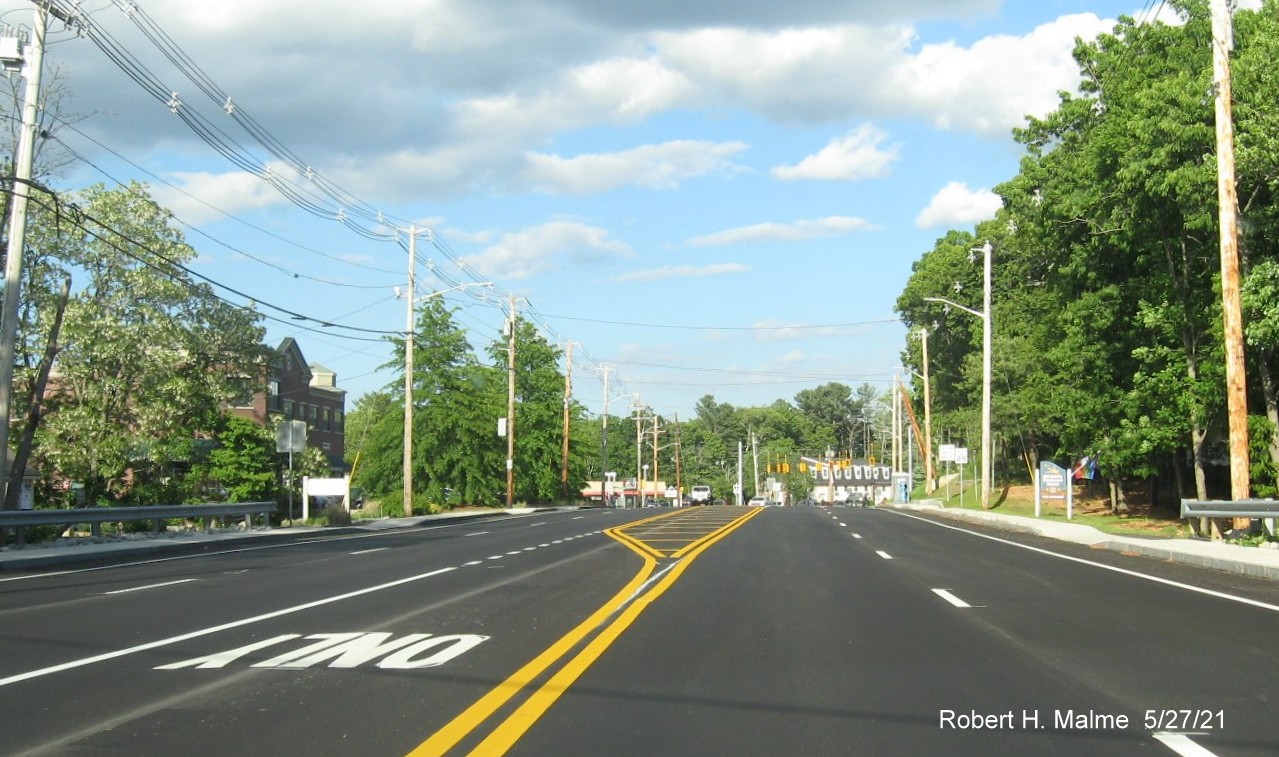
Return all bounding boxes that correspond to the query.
[613,263,750,283]
[915,181,1002,228]
[890,14,1115,135]
[461,221,632,279]
[772,124,898,181]
[151,170,288,225]
[686,216,874,247]
[524,140,748,195]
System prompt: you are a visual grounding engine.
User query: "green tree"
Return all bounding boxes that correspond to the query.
[488,318,570,503]
[208,414,277,502]
[35,183,267,503]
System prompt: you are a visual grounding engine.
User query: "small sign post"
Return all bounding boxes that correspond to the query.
[276,420,307,524]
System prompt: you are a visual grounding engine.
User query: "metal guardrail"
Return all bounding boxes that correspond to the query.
[1180,499,1279,519]
[0,501,276,541]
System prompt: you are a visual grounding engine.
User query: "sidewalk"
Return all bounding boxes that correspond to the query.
[0,507,545,573]
[887,500,1279,581]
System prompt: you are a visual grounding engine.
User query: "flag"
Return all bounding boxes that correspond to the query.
[1072,455,1098,480]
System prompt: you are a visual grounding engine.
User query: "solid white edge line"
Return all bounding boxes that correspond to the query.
[931,588,971,608]
[0,567,456,688]
[102,578,198,595]
[1152,732,1219,757]
[885,509,1279,614]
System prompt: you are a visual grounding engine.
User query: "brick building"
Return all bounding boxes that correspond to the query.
[231,338,347,473]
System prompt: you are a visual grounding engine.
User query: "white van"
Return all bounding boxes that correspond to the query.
[689,485,712,504]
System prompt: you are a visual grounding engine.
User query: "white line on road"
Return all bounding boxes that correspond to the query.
[887,510,1279,614]
[851,534,863,539]
[838,523,847,527]
[931,589,971,608]
[876,551,893,560]
[0,566,457,688]
[1153,732,1220,756]
[464,531,490,537]
[102,579,198,595]
[572,516,585,520]
[349,548,389,555]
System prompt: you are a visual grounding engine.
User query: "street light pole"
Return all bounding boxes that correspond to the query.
[925,240,992,509]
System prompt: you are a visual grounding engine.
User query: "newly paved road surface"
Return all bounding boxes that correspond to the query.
[2,505,1277,756]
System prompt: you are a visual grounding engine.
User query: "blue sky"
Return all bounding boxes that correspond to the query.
[1,0,1246,421]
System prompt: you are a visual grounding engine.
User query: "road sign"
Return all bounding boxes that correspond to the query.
[939,444,955,463]
[275,420,307,453]
[954,447,969,465]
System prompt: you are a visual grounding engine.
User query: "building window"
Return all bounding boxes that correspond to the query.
[282,399,294,419]
[322,407,330,431]
[335,410,343,433]
[309,405,318,421]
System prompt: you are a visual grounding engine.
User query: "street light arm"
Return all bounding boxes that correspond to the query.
[923,296,986,321]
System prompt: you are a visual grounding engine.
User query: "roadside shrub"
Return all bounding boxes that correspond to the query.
[324,503,352,527]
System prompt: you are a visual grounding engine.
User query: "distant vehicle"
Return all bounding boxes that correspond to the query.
[747,496,768,506]
[690,485,712,505]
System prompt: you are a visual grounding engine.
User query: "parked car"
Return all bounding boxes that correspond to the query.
[747,496,768,506]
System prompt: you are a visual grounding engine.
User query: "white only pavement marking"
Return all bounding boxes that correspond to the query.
[464,531,490,537]
[0,567,456,688]
[876,551,893,560]
[349,548,389,555]
[102,579,198,596]
[1153,732,1220,757]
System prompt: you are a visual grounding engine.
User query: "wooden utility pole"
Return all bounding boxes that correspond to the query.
[560,341,575,501]
[506,294,517,507]
[652,414,660,497]
[673,413,683,503]
[0,7,46,508]
[601,366,611,504]
[921,327,935,492]
[1212,0,1251,524]
[402,230,417,517]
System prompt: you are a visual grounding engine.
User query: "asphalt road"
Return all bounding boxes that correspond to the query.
[2,505,1277,756]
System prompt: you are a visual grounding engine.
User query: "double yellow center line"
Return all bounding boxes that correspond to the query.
[408,506,761,756]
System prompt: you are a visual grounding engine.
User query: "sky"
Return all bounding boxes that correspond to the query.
[0,0,1250,423]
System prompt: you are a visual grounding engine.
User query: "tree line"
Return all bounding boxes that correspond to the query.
[896,1,1279,513]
